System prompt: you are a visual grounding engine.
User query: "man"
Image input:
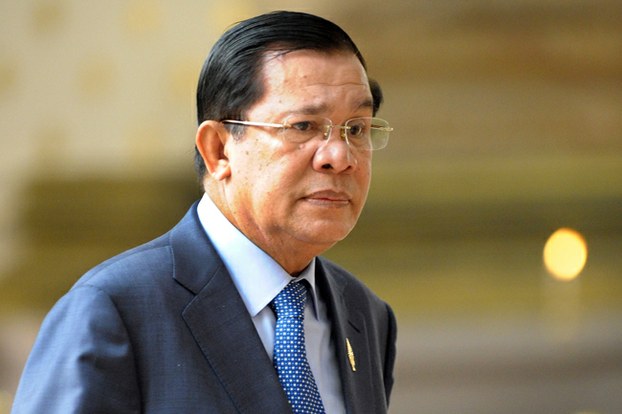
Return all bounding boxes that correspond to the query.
[12,11,396,414]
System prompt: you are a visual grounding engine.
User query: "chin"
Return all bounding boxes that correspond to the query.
[298,223,354,246]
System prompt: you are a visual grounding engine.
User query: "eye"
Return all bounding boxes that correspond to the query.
[282,116,332,143]
[290,120,315,132]
[347,120,368,138]
[349,124,363,137]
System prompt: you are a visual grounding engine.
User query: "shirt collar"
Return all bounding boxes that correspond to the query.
[196,193,319,319]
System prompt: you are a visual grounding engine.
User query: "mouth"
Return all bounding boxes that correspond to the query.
[303,190,351,206]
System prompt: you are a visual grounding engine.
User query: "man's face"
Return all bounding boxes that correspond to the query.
[221,50,373,266]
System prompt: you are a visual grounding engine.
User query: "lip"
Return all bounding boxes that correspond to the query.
[303,190,351,205]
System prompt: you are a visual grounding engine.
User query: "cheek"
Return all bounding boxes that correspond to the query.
[233,154,294,203]
[356,158,373,190]
[231,141,273,177]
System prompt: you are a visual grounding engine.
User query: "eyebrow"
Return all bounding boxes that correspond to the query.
[357,97,374,111]
[289,97,374,116]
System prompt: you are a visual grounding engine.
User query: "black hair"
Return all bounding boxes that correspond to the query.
[194,10,382,179]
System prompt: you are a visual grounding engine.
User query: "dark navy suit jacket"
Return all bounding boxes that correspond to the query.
[12,204,397,413]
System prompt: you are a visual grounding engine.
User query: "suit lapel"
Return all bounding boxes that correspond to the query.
[316,260,375,414]
[170,206,291,414]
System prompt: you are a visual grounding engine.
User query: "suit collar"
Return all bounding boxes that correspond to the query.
[168,203,219,295]
[316,259,375,414]
[170,205,292,413]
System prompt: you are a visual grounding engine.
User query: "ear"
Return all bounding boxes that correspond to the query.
[195,120,231,181]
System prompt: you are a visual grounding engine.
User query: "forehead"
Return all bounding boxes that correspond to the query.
[251,50,371,116]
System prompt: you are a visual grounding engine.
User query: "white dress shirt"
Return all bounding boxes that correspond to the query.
[196,194,345,413]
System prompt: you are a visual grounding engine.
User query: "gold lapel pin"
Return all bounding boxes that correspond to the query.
[346,338,356,372]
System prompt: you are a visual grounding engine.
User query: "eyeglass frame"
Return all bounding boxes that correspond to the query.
[220,116,392,151]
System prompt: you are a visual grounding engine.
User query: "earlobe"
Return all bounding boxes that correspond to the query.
[196,121,231,180]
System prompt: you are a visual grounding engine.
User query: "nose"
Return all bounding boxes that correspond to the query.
[312,125,357,173]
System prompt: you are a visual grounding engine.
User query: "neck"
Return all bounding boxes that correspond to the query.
[205,185,330,275]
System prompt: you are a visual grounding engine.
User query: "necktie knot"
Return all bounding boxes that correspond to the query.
[270,281,307,319]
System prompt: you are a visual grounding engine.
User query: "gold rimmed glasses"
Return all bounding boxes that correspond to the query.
[221,115,392,150]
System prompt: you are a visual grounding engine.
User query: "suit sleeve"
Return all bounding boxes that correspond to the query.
[12,285,141,414]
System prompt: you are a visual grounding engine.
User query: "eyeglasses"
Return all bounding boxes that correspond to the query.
[221,115,392,151]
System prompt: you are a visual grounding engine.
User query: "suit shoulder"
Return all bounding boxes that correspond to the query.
[73,232,173,292]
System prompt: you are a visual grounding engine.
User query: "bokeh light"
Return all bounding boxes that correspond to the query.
[543,228,588,281]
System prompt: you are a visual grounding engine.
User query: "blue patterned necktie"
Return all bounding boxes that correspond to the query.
[270,281,326,414]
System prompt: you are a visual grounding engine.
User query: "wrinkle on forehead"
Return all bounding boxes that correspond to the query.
[250,49,372,120]
[262,50,368,88]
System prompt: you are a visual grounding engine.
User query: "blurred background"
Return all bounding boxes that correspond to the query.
[1,0,621,413]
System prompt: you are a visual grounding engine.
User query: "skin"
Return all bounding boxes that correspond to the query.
[196,50,373,275]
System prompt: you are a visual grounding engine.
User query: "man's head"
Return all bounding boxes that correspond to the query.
[195,10,383,179]
[194,11,389,274]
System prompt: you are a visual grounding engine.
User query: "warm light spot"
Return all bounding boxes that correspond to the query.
[543,228,588,281]
[31,0,66,35]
